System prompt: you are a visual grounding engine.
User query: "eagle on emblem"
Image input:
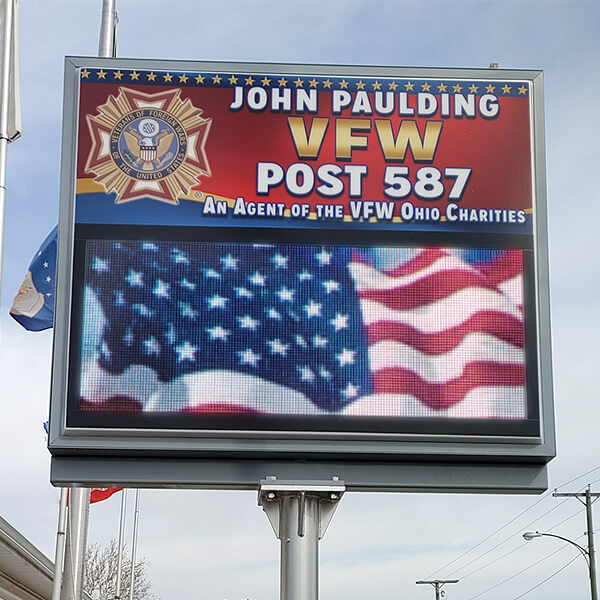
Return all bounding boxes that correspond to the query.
[123,118,175,171]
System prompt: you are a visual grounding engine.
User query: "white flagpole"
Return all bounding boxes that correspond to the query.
[98,0,118,58]
[114,489,127,600]
[59,4,120,600]
[128,490,140,600]
[60,488,91,600]
[51,488,69,600]
[0,0,16,298]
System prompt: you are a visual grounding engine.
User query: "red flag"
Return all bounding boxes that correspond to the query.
[90,488,122,503]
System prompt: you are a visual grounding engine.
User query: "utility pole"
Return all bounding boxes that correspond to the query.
[416,579,458,600]
[553,484,599,600]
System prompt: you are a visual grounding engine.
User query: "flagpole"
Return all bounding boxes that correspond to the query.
[128,490,140,600]
[99,12,121,600]
[0,0,15,298]
[58,5,120,600]
[61,488,91,600]
[51,488,69,600]
[114,489,127,600]
[98,0,118,58]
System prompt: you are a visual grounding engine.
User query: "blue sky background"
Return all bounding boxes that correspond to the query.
[1,2,600,600]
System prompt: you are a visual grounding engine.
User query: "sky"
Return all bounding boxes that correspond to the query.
[1,1,599,599]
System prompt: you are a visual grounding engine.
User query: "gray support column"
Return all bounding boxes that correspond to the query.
[279,493,319,600]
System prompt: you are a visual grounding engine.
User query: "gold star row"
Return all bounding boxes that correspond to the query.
[80,69,528,95]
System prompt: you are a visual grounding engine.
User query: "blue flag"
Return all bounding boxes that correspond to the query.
[10,226,57,331]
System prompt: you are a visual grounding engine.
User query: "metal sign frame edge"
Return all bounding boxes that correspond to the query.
[51,456,548,493]
[48,57,554,488]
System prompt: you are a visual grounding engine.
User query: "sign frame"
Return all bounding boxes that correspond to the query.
[49,57,554,492]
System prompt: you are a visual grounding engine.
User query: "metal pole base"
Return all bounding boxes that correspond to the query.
[258,478,345,600]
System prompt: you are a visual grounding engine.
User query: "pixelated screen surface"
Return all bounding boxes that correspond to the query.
[71,238,530,427]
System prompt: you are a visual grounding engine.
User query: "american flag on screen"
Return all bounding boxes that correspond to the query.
[80,241,526,418]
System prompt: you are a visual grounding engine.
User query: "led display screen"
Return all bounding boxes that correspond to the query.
[65,226,538,437]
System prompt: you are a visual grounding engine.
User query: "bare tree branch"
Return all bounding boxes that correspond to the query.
[84,540,158,600]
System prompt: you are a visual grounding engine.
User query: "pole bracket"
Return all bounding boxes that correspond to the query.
[258,477,345,540]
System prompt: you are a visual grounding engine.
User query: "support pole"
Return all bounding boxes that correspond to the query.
[0,0,16,297]
[258,478,345,600]
[61,488,91,600]
[586,487,598,600]
[51,488,69,600]
[280,493,319,599]
[98,0,118,58]
[416,580,459,600]
[553,485,599,600]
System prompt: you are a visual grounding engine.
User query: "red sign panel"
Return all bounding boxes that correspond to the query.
[74,68,533,234]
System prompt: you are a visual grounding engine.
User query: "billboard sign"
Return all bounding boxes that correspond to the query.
[48,58,554,490]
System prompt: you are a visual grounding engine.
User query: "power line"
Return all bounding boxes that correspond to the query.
[554,465,600,491]
[443,498,572,578]
[424,474,599,600]
[511,554,581,600]
[425,468,599,579]
[465,543,575,600]
[465,533,588,600]
[424,496,548,579]
[548,506,588,531]
[459,506,583,580]
[425,467,600,581]
[460,542,527,580]
[438,479,595,579]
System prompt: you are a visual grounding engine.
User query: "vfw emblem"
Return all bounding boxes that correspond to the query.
[85,86,211,204]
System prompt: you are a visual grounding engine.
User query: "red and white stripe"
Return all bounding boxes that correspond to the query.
[345,248,526,417]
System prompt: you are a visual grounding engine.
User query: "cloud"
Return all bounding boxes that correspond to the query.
[2,2,600,600]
